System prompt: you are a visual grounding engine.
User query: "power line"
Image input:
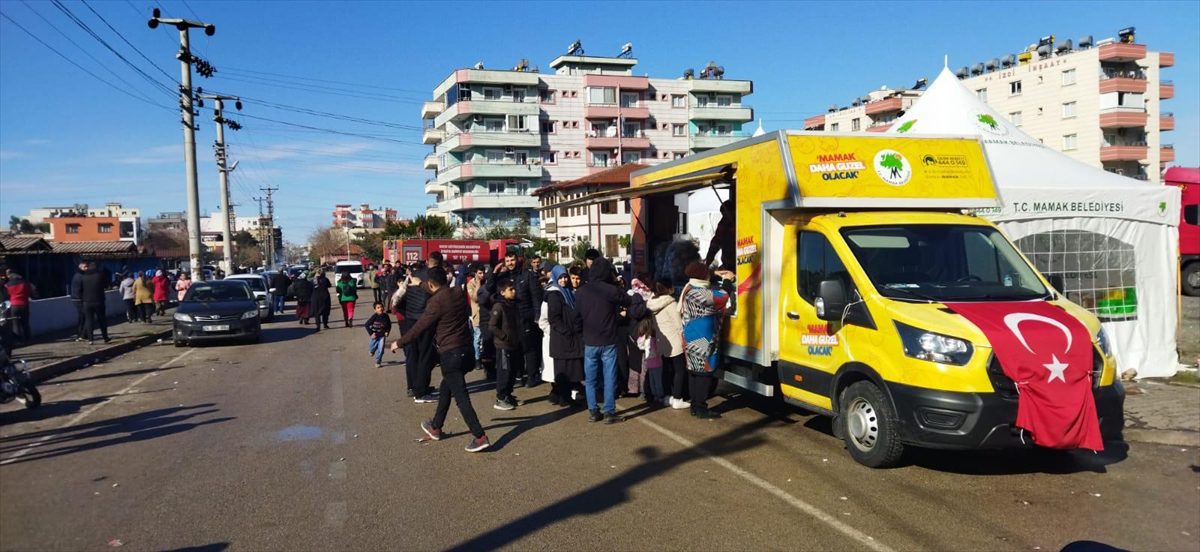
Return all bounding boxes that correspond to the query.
[213,74,425,104]
[236,113,429,146]
[207,92,424,131]
[78,0,178,84]
[18,1,162,105]
[49,0,176,98]
[0,9,174,111]
[219,65,431,95]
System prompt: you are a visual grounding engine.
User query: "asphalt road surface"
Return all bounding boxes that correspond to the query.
[2,305,1198,551]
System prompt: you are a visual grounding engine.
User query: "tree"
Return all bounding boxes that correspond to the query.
[283,242,308,265]
[384,215,456,239]
[618,234,632,250]
[354,232,384,262]
[571,239,593,263]
[144,226,188,256]
[308,226,347,264]
[233,230,262,268]
[484,224,514,240]
[7,216,20,233]
[531,237,558,260]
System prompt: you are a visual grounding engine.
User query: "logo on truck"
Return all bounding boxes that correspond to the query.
[873,150,912,186]
[975,113,1008,136]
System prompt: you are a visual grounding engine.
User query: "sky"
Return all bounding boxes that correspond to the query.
[1,0,1198,243]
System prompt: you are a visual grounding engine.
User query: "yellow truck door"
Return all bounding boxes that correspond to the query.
[778,224,861,412]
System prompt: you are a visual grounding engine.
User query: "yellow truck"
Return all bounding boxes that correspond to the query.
[579,131,1124,467]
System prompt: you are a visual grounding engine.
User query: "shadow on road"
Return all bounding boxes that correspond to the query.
[164,543,230,552]
[446,418,772,551]
[49,364,183,386]
[904,440,1129,475]
[0,403,234,465]
[0,395,113,426]
[261,325,320,344]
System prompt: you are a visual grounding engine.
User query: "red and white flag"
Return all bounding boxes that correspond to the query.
[945,301,1103,451]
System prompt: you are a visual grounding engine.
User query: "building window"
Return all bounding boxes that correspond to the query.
[587,87,616,105]
[716,95,733,107]
[830,122,840,131]
[483,87,503,100]
[508,115,527,131]
[851,118,861,131]
[1062,101,1077,118]
[1063,134,1078,151]
[1009,111,1023,127]
[620,92,639,108]
[1009,80,1022,95]
[671,94,686,108]
[622,152,641,164]
[539,89,556,104]
[605,234,620,257]
[66,223,80,234]
[483,118,504,132]
[542,150,557,165]
[714,124,732,136]
[976,88,988,102]
[622,121,641,138]
[601,201,618,215]
[541,120,556,134]
[98,223,113,233]
[672,123,686,136]
[591,151,609,167]
[1062,69,1077,86]
[484,149,504,164]
[674,152,687,159]
[487,181,506,194]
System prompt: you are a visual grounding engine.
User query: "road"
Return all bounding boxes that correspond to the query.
[1,301,1198,551]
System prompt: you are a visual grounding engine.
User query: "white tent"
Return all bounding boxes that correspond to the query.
[888,67,1182,377]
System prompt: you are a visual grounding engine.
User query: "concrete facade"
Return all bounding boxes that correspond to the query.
[420,51,753,236]
[805,31,1175,183]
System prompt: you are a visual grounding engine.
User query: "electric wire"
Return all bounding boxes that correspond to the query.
[48,0,176,98]
[79,0,178,84]
[236,113,429,146]
[219,65,431,95]
[213,74,425,104]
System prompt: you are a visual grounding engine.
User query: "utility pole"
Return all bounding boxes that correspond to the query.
[150,9,216,281]
[198,93,242,275]
[261,186,278,270]
[252,195,267,268]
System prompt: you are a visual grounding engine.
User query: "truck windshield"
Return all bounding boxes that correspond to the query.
[840,224,1049,302]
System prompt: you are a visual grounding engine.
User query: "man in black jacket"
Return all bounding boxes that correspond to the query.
[399,263,436,402]
[574,257,641,424]
[69,262,87,342]
[493,253,544,387]
[270,271,291,314]
[79,262,111,344]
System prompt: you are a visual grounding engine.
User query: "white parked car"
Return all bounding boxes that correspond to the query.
[223,273,275,321]
[335,261,366,288]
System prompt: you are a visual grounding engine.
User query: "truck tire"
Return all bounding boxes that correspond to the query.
[839,381,905,468]
[1183,262,1199,297]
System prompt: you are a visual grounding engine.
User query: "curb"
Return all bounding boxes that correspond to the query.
[26,329,174,384]
[1123,429,1200,448]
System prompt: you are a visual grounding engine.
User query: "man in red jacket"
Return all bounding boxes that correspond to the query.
[4,270,35,345]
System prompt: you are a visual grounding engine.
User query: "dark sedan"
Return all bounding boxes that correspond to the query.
[173,280,262,346]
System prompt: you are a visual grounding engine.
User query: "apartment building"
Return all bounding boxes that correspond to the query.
[332,203,399,229]
[46,215,141,245]
[27,202,141,224]
[420,46,754,235]
[804,28,1175,182]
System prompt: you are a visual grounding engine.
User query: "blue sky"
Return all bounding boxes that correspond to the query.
[2,0,1198,242]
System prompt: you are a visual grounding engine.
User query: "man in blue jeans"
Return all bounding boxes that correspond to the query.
[270,271,292,314]
[574,257,642,424]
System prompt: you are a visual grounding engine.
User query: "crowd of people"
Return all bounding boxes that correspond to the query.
[275,248,737,454]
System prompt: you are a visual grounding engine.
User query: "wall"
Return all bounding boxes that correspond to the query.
[26,290,126,336]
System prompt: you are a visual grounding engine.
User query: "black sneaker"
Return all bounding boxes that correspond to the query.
[414,394,437,404]
[406,389,415,397]
[588,408,603,422]
[604,412,626,424]
[693,408,721,420]
[420,420,442,440]
[494,398,515,411]
[465,435,491,453]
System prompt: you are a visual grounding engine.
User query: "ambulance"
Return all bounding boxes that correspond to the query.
[570,131,1126,468]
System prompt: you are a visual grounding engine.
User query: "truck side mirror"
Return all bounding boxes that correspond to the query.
[1047,273,1065,294]
[816,279,847,322]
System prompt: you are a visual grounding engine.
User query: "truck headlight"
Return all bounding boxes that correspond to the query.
[1096,327,1112,358]
[242,310,259,320]
[173,312,193,322]
[895,322,973,365]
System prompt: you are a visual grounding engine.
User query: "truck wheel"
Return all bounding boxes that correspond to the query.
[1183,262,1199,297]
[839,381,905,468]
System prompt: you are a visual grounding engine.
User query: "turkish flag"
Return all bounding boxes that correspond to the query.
[945,301,1104,451]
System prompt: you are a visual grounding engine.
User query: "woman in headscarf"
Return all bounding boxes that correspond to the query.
[679,261,735,420]
[152,269,170,315]
[134,270,154,323]
[175,272,192,303]
[289,273,314,325]
[310,271,333,331]
[544,265,584,407]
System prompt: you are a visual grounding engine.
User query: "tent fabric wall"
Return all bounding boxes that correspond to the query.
[889,67,1182,378]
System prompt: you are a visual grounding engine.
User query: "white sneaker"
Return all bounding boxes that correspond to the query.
[671,397,691,410]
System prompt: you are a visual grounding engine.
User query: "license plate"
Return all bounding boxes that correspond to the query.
[202,324,231,332]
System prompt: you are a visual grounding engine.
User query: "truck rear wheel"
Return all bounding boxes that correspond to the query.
[1183,262,1199,297]
[839,381,905,468]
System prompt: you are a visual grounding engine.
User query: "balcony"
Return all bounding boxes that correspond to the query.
[432,68,540,99]
[421,101,443,119]
[866,123,892,133]
[434,99,540,127]
[1099,144,1148,162]
[438,130,541,152]
[1161,80,1174,99]
[584,104,651,119]
[690,134,744,150]
[1098,108,1147,129]
[439,193,539,212]
[1161,113,1175,131]
[424,179,443,195]
[1160,51,1175,67]
[864,97,903,116]
[689,105,754,121]
[436,161,542,185]
[585,133,651,150]
[421,127,445,145]
[803,114,825,130]
[687,79,753,95]
[1098,76,1147,94]
[583,74,650,90]
[1161,145,1175,163]
[423,153,437,170]
[1098,42,1146,62]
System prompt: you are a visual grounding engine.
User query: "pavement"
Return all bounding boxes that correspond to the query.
[7,308,176,383]
[1,299,1198,551]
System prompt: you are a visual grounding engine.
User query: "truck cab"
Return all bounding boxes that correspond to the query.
[597,131,1125,468]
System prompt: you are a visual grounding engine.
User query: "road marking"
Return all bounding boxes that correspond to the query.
[637,417,894,552]
[0,349,198,465]
[330,354,344,419]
